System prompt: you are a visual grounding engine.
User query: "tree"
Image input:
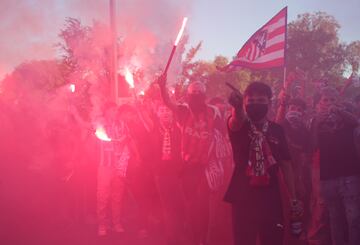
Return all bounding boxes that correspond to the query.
[346,41,360,74]
[287,12,347,84]
[0,60,66,108]
[58,18,113,122]
[58,17,191,120]
[198,11,359,103]
[181,53,252,99]
[185,12,352,101]
[0,59,72,172]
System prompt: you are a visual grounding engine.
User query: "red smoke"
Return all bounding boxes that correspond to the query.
[0,0,191,81]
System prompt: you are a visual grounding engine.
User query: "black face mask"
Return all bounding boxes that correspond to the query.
[188,94,206,113]
[246,104,268,122]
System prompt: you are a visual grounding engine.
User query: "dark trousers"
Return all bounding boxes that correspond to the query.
[182,164,211,245]
[231,188,284,245]
[155,166,186,245]
[321,176,360,245]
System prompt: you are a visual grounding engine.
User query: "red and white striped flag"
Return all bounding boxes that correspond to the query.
[222,7,287,71]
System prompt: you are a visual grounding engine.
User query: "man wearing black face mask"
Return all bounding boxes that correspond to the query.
[158,75,222,245]
[187,84,207,113]
[225,82,299,245]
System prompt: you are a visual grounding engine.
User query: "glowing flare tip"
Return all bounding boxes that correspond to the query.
[174,17,188,46]
[125,68,135,89]
[95,127,112,141]
[69,84,75,93]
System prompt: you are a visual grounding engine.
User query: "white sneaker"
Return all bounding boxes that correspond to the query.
[98,225,108,236]
[113,223,125,233]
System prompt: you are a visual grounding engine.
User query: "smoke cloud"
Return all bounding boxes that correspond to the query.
[0,0,192,80]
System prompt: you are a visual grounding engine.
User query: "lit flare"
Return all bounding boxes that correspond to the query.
[174,17,188,46]
[125,67,135,89]
[69,84,76,93]
[95,126,112,141]
[163,17,188,75]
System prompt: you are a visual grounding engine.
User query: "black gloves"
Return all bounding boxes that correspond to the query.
[228,90,243,111]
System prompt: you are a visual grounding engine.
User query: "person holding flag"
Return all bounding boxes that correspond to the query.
[225,81,301,245]
[222,7,302,245]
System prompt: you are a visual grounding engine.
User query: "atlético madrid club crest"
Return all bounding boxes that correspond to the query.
[219,7,287,71]
[245,30,268,62]
[254,30,268,55]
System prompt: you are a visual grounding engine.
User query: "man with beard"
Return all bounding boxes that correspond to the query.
[311,87,360,245]
[158,75,222,245]
[225,81,300,245]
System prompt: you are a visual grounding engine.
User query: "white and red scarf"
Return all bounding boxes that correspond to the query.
[160,125,172,161]
[247,121,277,187]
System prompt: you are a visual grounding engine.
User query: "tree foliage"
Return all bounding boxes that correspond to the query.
[287,12,347,84]
[346,41,360,73]
[0,60,65,106]
[58,18,113,121]
[180,51,253,99]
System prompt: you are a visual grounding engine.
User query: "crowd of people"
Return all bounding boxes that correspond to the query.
[1,69,360,245]
[94,77,234,245]
[90,70,360,245]
[228,73,360,245]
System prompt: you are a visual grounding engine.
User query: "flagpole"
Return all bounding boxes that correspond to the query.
[110,0,118,104]
[283,6,288,86]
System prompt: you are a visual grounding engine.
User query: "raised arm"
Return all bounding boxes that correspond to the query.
[275,89,289,124]
[275,71,298,123]
[228,90,246,131]
[158,73,177,111]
